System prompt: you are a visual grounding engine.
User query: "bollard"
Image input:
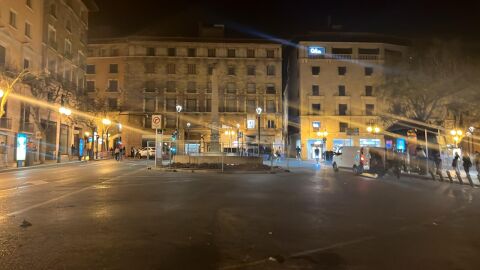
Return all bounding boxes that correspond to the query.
[466,174,474,187]
[455,170,463,184]
[446,170,453,183]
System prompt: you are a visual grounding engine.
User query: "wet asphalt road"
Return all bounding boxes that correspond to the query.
[1,160,480,270]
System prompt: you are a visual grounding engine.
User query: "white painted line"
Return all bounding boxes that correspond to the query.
[4,168,143,218]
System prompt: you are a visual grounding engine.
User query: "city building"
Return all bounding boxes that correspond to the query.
[86,26,284,154]
[0,0,98,167]
[286,33,408,160]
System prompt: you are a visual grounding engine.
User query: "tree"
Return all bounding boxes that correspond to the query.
[379,40,479,128]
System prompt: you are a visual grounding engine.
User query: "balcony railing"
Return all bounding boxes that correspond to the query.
[331,54,352,60]
[19,122,35,133]
[0,118,12,129]
[358,54,379,60]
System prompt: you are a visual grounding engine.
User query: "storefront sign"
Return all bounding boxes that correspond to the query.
[16,133,27,161]
[308,46,326,56]
[79,138,84,157]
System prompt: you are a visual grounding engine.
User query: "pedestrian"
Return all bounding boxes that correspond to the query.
[130,147,135,158]
[122,146,126,160]
[433,151,442,175]
[0,141,7,167]
[296,146,301,160]
[71,144,76,156]
[475,151,480,176]
[314,147,320,164]
[462,153,472,175]
[275,148,281,162]
[452,152,460,175]
[114,147,120,161]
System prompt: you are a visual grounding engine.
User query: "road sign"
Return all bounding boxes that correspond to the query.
[151,115,162,129]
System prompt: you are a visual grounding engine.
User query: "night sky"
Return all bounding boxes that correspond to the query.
[89,0,480,40]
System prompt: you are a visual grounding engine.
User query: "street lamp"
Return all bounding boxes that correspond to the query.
[450,129,463,148]
[256,107,262,155]
[0,89,4,98]
[236,123,241,155]
[57,106,72,163]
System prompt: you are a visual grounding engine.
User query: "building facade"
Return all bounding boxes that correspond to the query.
[286,34,407,160]
[86,34,284,154]
[0,0,97,167]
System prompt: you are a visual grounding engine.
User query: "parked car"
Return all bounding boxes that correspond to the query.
[136,147,155,159]
[333,146,386,175]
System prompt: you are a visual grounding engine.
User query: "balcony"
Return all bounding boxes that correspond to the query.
[331,54,352,60]
[358,54,379,60]
[19,122,35,133]
[48,39,58,50]
[0,118,12,129]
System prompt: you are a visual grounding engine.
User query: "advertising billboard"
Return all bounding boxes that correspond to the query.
[16,133,27,161]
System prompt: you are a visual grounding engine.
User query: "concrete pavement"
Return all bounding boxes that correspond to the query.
[1,159,480,269]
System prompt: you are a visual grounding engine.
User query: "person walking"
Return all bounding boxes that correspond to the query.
[130,147,135,158]
[452,152,460,175]
[462,153,472,175]
[0,141,7,167]
[314,147,320,164]
[114,147,120,161]
[433,151,442,175]
[296,146,301,160]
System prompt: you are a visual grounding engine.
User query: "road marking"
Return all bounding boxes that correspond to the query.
[4,168,143,218]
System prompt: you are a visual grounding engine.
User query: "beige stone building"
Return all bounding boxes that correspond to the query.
[286,33,407,160]
[0,0,97,167]
[87,30,284,154]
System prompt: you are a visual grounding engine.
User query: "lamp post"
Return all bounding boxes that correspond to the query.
[450,129,463,148]
[256,107,262,155]
[175,105,182,155]
[57,106,72,163]
[102,118,111,155]
[186,122,191,154]
[236,123,240,155]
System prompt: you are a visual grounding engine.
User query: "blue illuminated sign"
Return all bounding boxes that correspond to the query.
[308,46,326,56]
[79,139,84,157]
[396,138,406,152]
[16,133,27,161]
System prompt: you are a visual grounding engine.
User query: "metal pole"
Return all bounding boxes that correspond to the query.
[257,115,261,156]
[425,128,429,173]
[155,128,158,168]
[56,114,62,163]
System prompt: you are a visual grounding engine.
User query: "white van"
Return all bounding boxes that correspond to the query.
[333,146,386,175]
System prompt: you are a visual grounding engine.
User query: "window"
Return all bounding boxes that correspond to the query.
[111,48,119,56]
[266,100,276,113]
[247,119,256,129]
[145,81,155,92]
[26,0,32,8]
[87,81,95,92]
[208,48,216,57]
[187,81,196,93]
[266,84,276,94]
[247,49,255,58]
[108,98,118,110]
[227,49,236,57]
[226,98,237,112]
[167,63,175,74]
[338,85,346,96]
[247,83,256,94]
[207,81,212,93]
[109,64,118,73]
[311,104,321,115]
[311,66,320,75]
[266,49,275,58]
[186,99,197,112]
[226,82,236,94]
[146,47,155,56]
[144,98,155,112]
[165,117,175,128]
[247,99,256,113]
[227,66,236,76]
[339,122,348,132]
[207,65,214,75]
[166,99,176,112]
[266,65,276,76]
[365,104,375,115]
[365,67,373,76]
[25,22,32,38]
[247,65,256,76]
[23,59,30,69]
[312,85,319,96]
[187,48,196,57]
[338,66,346,75]
[49,4,56,17]
[338,104,348,115]
[108,80,118,92]
[267,120,275,129]
[206,99,212,112]
[145,63,155,73]
[312,121,320,131]
[166,81,176,92]
[64,39,72,56]
[48,25,56,45]
[167,48,176,56]
[9,11,17,28]
[187,64,196,75]
[86,64,95,74]
[365,86,373,96]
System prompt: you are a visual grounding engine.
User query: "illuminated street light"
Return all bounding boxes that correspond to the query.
[57,106,72,163]
[84,131,90,137]
[256,107,262,155]
[186,122,191,128]
[102,118,112,126]
[367,126,373,133]
[176,105,183,113]
[0,89,4,98]
[374,127,380,133]
[256,107,262,115]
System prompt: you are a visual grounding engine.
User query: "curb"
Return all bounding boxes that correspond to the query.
[0,160,91,174]
[151,167,283,174]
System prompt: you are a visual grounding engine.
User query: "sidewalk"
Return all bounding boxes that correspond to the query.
[0,157,110,174]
